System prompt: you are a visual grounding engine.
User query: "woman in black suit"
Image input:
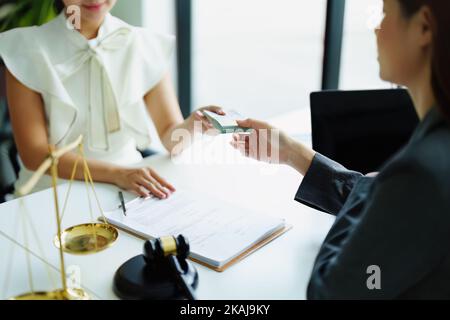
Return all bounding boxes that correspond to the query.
[231,0,450,299]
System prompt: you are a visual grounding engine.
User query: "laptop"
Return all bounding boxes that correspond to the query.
[310,89,419,174]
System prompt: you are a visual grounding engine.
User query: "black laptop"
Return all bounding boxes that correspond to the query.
[310,89,419,174]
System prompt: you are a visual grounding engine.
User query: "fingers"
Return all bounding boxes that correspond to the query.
[203,105,226,115]
[135,168,176,199]
[231,133,249,149]
[193,110,214,130]
[142,171,171,198]
[230,133,258,160]
[191,106,226,134]
[236,118,271,130]
[231,127,275,162]
[137,176,168,199]
[236,119,251,128]
[131,183,151,198]
[148,168,176,192]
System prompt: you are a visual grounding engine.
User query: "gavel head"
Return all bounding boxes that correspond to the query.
[143,235,190,264]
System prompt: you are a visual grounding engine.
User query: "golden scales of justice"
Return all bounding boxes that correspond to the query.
[5,135,118,300]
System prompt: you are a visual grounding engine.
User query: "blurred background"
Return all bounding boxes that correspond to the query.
[111,0,390,118]
[0,0,391,124]
[0,0,391,201]
[108,0,392,154]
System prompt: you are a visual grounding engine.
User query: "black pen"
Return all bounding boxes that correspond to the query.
[119,191,126,216]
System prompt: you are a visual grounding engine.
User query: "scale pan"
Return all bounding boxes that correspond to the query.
[11,288,90,300]
[54,223,118,255]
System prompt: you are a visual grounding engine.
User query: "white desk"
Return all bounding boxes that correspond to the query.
[0,115,335,300]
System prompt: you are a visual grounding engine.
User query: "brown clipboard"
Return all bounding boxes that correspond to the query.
[99,217,292,272]
[192,224,292,272]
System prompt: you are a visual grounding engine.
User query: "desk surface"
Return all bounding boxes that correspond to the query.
[0,114,334,300]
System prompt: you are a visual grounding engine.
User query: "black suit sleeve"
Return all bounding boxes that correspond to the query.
[306,163,449,299]
[295,153,365,215]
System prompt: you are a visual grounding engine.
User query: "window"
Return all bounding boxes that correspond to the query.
[340,0,391,89]
[142,0,178,89]
[192,0,327,118]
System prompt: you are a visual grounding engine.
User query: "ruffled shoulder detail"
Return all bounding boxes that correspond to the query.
[110,26,176,149]
[0,26,75,107]
[0,24,79,147]
[113,27,176,107]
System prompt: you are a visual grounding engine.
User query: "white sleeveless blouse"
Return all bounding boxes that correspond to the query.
[0,13,175,193]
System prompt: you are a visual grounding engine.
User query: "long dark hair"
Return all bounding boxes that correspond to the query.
[398,0,450,122]
[54,0,65,13]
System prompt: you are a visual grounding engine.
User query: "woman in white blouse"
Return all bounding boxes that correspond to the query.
[0,0,223,198]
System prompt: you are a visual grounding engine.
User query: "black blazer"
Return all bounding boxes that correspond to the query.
[295,107,450,299]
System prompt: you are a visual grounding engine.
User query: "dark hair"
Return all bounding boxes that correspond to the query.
[54,0,65,13]
[398,0,450,122]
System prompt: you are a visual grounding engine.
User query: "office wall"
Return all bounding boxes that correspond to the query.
[340,0,391,89]
[111,0,176,33]
[111,0,144,26]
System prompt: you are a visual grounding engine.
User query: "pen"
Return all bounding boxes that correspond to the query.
[119,191,126,216]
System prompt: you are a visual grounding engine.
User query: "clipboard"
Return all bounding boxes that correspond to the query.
[192,224,292,272]
[99,217,292,272]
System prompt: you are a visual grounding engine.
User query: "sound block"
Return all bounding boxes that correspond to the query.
[113,254,199,300]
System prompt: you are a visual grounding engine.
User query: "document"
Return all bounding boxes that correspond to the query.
[104,190,287,269]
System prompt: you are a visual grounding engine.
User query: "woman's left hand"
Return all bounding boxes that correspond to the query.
[186,105,225,133]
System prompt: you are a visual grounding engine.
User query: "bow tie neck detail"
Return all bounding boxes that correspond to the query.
[55,27,132,151]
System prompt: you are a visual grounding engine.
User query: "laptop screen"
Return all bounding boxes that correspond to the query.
[310,89,419,174]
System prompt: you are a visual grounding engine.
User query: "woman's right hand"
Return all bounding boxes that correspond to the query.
[113,167,176,199]
[230,119,293,164]
[230,118,316,175]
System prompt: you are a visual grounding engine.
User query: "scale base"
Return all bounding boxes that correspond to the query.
[63,288,91,300]
[113,255,198,300]
[11,288,90,300]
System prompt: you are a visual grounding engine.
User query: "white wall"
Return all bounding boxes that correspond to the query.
[142,0,176,34]
[111,0,144,26]
[142,0,178,94]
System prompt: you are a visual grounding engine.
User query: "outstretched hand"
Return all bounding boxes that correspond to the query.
[230,118,292,164]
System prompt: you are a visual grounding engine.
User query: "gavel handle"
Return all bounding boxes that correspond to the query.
[168,255,197,300]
